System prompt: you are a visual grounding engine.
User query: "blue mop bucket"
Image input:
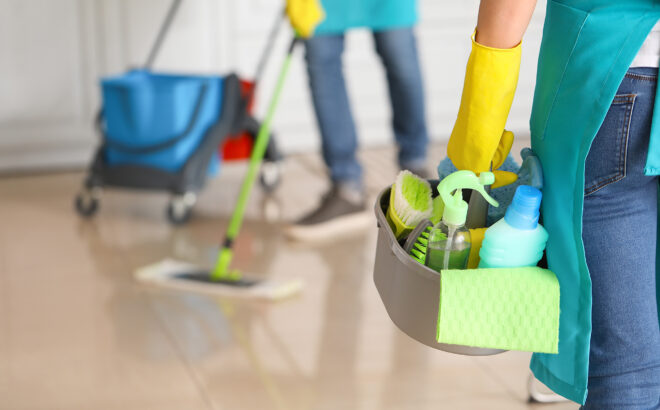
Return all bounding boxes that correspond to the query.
[101,70,224,174]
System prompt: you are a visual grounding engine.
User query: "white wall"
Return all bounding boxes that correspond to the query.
[0,0,546,172]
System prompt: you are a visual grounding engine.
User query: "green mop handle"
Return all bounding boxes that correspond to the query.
[212,38,299,280]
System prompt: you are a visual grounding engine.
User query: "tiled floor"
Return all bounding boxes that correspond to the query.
[0,142,578,409]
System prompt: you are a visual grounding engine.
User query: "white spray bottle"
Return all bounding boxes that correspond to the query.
[425,171,499,272]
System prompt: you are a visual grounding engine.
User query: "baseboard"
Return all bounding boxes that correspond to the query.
[0,143,95,174]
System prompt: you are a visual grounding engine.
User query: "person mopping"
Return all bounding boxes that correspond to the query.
[284,0,430,241]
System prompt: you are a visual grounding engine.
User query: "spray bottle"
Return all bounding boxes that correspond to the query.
[425,171,499,272]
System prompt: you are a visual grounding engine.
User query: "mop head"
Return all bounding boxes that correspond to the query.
[135,259,303,301]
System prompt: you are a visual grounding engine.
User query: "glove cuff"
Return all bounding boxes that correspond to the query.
[471,30,522,53]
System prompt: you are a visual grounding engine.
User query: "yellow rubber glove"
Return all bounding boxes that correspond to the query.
[468,228,487,269]
[286,0,325,38]
[447,33,522,182]
[491,130,518,189]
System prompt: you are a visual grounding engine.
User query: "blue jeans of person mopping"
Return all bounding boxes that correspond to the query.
[304,27,429,190]
[581,67,660,409]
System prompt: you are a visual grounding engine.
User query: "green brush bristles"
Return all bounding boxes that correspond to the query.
[409,226,432,265]
[411,249,425,264]
[393,171,433,227]
[401,172,431,211]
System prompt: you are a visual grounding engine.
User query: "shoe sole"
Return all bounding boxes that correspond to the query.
[284,211,373,243]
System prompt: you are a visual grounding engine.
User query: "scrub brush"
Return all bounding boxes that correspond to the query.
[402,196,444,264]
[401,197,445,264]
[404,219,434,264]
[386,171,433,240]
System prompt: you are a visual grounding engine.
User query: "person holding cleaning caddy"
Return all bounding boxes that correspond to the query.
[285,0,430,241]
[449,0,660,407]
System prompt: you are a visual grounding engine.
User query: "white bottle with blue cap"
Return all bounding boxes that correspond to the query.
[478,185,549,268]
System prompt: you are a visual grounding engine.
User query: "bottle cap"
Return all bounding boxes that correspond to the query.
[505,185,542,230]
[443,198,469,226]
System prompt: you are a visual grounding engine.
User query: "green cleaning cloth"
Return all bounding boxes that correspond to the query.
[437,267,559,353]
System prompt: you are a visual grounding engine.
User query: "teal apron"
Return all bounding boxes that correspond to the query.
[315,0,417,35]
[529,0,660,403]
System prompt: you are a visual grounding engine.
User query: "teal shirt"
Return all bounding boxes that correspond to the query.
[315,0,418,35]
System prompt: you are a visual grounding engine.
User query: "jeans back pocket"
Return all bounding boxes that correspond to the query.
[584,94,635,196]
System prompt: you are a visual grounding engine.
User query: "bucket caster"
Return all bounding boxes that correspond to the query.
[75,188,100,218]
[259,161,281,193]
[167,192,196,225]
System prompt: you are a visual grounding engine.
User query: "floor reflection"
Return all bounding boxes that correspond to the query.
[0,147,577,409]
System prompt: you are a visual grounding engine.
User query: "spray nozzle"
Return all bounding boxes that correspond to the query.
[478,172,495,186]
[437,170,499,226]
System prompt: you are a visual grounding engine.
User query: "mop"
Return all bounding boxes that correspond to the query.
[136,36,304,300]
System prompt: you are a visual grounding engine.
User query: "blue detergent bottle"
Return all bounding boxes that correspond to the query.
[478,185,549,268]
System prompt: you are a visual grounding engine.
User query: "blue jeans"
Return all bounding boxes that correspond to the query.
[581,67,660,409]
[304,27,429,188]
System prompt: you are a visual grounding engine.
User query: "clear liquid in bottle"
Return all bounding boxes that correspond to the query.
[425,222,472,272]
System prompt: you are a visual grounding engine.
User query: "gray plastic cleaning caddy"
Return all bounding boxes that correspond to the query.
[373,186,504,356]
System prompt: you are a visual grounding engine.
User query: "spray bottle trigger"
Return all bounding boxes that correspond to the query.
[472,185,499,208]
[436,170,500,226]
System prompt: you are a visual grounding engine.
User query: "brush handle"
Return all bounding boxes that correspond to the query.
[466,191,489,229]
[212,37,299,279]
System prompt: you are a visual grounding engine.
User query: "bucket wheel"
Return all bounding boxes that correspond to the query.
[259,161,281,193]
[243,116,283,193]
[75,188,100,218]
[166,192,197,225]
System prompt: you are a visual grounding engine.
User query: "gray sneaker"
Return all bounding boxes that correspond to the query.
[284,184,371,242]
